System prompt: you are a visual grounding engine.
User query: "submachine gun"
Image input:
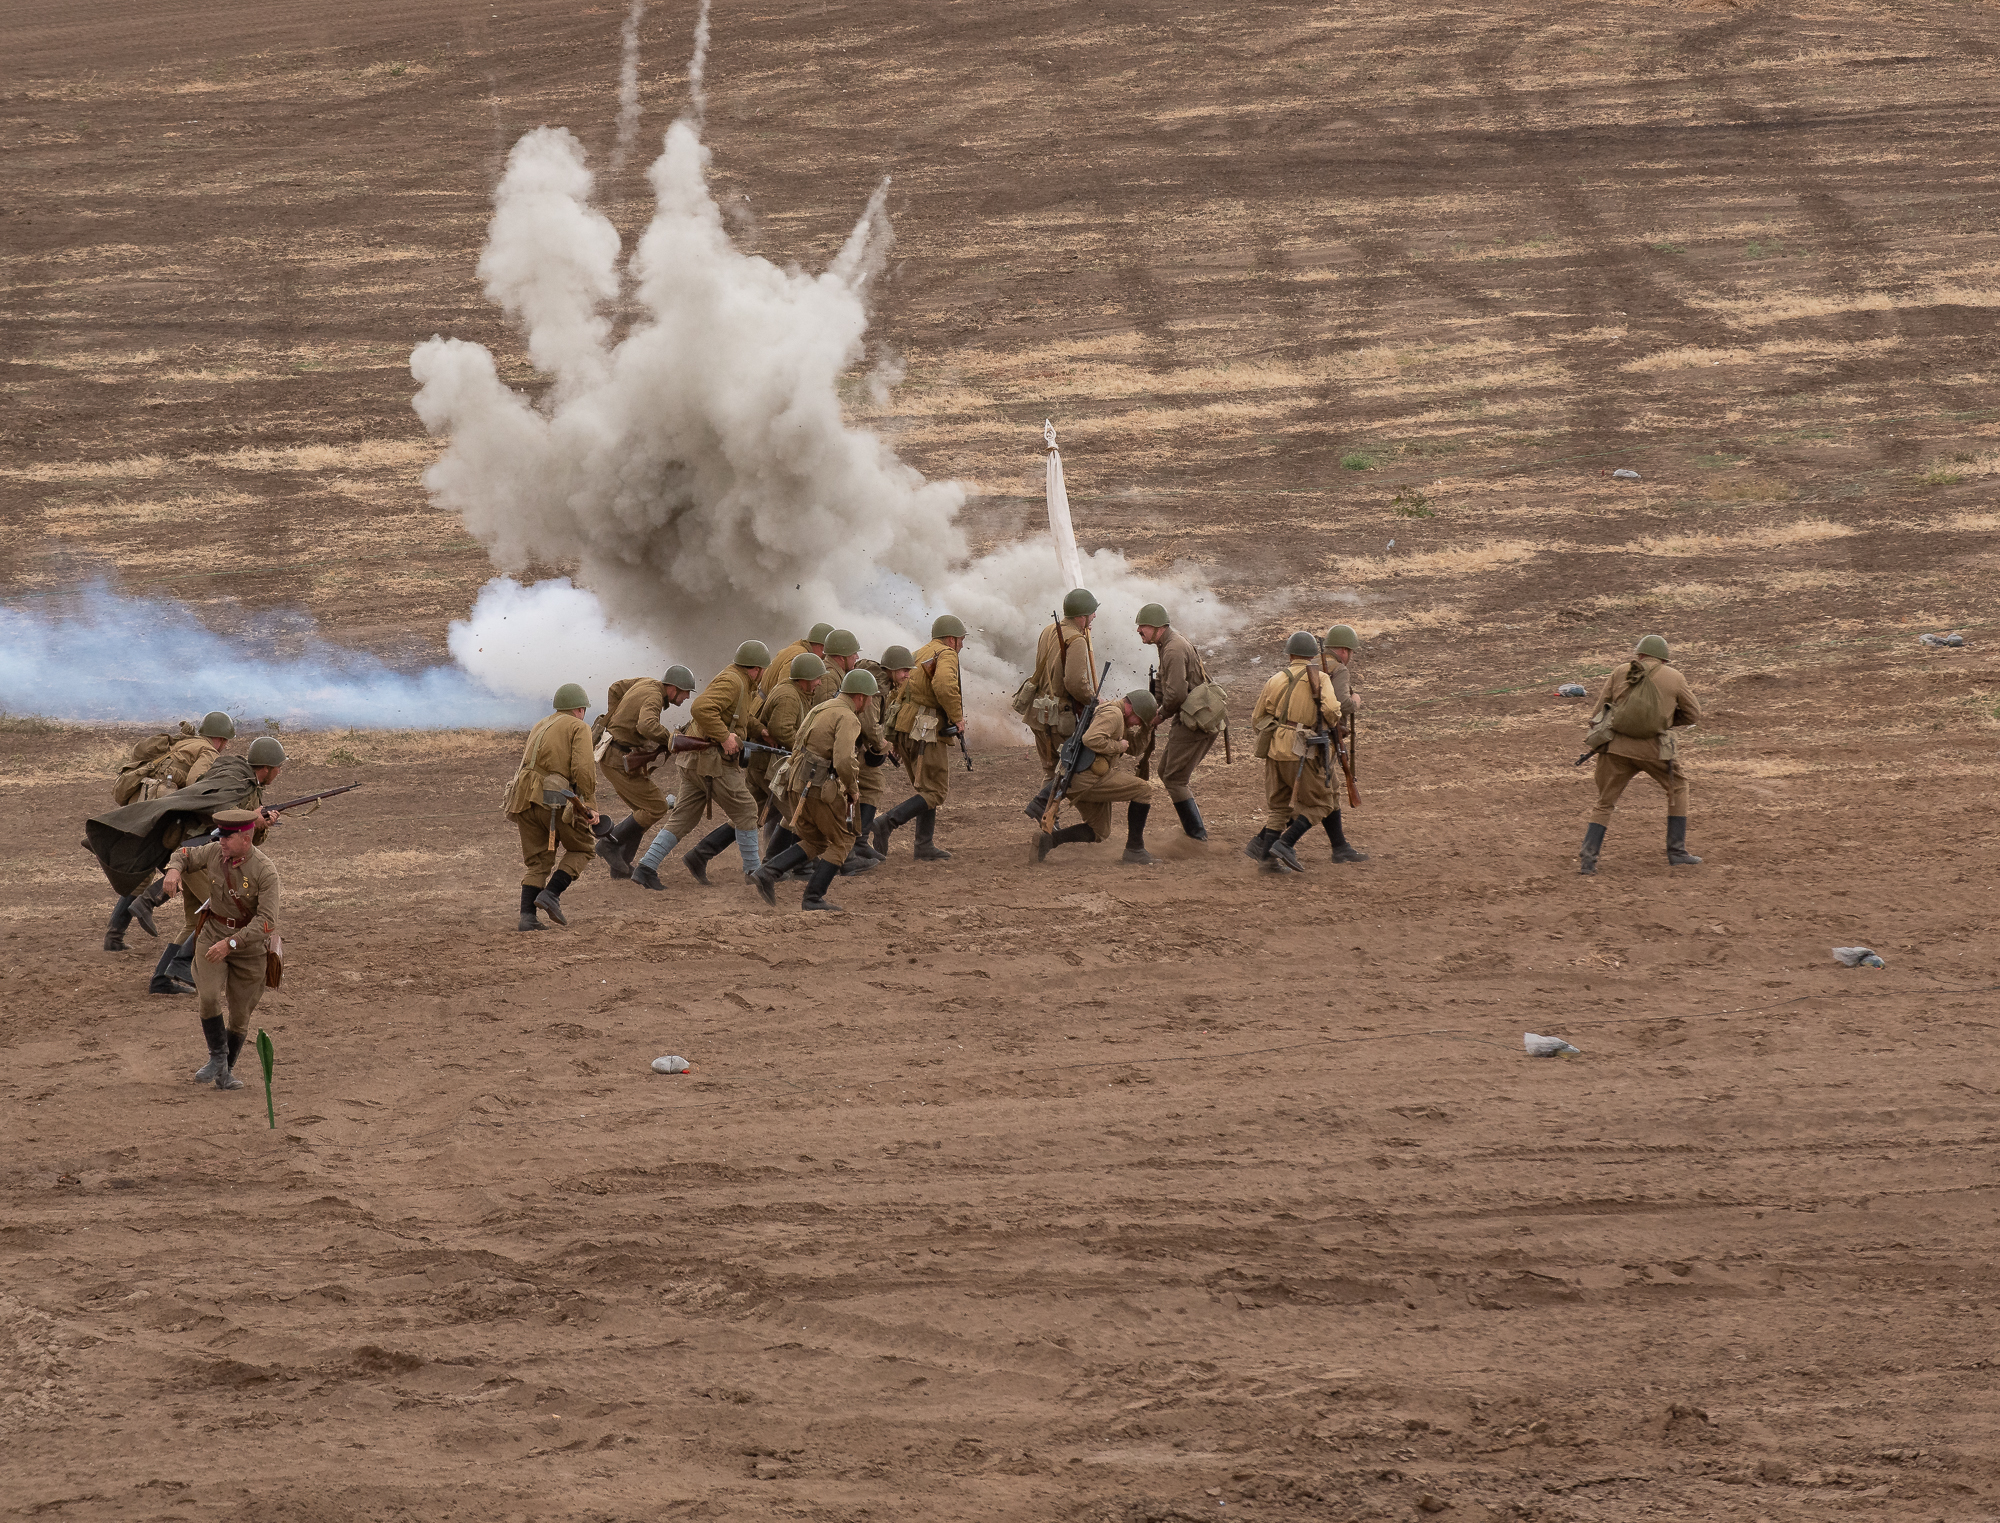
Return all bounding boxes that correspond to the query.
[1028,661,1112,834]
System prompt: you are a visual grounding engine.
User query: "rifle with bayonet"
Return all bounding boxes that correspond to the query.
[1035,661,1112,834]
[263,782,364,816]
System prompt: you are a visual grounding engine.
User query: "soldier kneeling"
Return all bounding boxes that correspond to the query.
[1035,689,1160,866]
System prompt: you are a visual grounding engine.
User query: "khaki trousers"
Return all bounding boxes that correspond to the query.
[1590,753,1687,826]
[514,805,594,888]
[664,765,758,837]
[602,755,674,830]
[1263,757,1336,831]
[792,791,858,862]
[194,930,268,1036]
[1067,768,1153,842]
[903,740,953,809]
[1157,720,1217,804]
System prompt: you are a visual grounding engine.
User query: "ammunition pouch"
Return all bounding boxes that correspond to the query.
[1011,676,1037,717]
[908,706,941,745]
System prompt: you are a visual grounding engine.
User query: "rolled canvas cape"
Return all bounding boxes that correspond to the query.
[83,752,262,894]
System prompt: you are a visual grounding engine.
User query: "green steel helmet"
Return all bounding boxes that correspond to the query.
[1136,602,1169,628]
[1125,688,1159,721]
[931,613,967,640]
[881,644,916,670]
[246,736,286,767]
[789,652,827,682]
[822,628,861,659]
[198,710,236,740]
[1285,630,1321,659]
[552,682,590,711]
[1062,587,1099,619]
[1323,624,1359,651]
[839,668,880,697]
[806,622,835,646]
[1636,634,1670,661]
[734,640,772,668]
[661,664,696,691]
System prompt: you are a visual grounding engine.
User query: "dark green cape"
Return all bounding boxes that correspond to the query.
[83,754,263,895]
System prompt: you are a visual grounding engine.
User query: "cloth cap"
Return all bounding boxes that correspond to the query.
[1062,588,1099,618]
[213,809,260,834]
[198,710,236,740]
[806,622,835,646]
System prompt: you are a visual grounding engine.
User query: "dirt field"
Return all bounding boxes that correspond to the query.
[7,0,2000,1519]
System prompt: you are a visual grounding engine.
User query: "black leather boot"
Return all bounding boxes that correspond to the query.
[871,795,925,856]
[1579,822,1606,876]
[914,806,952,861]
[150,937,195,995]
[194,1015,228,1083]
[754,844,808,906]
[684,824,736,885]
[105,897,134,952]
[1121,802,1157,865]
[517,883,543,931]
[1243,827,1277,863]
[1023,782,1053,821]
[852,803,884,862]
[1666,816,1702,866]
[1034,823,1096,863]
[1172,798,1207,841]
[801,858,844,911]
[1268,815,1311,872]
[1324,810,1369,863]
[217,1028,246,1090]
[595,815,643,879]
[534,870,574,927]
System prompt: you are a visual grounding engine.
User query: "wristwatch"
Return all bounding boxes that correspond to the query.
[228,938,238,950]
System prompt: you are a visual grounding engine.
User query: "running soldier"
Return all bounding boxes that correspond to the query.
[872,615,964,861]
[146,736,286,994]
[1578,634,1703,875]
[632,642,768,889]
[758,622,834,699]
[1244,632,1341,874]
[1034,689,1160,865]
[158,809,280,1092]
[1026,589,1100,778]
[754,669,877,911]
[1318,624,1368,863]
[505,684,601,929]
[748,652,825,868]
[1135,602,1221,841]
[595,664,696,879]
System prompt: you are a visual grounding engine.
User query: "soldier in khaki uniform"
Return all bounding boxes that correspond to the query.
[1034,690,1160,865]
[159,809,280,1091]
[872,614,965,862]
[595,663,696,878]
[1317,625,1368,863]
[1135,602,1221,841]
[846,643,910,866]
[505,683,601,930]
[1244,632,1341,874]
[147,736,287,994]
[1026,588,1100,778]
[748,653,825,868]
[757,622,834,700]
[1579,634,1703,875]
[633,642,769,889]
[754,670,878,911]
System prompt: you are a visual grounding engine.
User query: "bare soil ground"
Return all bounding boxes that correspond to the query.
[6,1,2000,1519]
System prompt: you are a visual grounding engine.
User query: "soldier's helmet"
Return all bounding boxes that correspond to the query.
[1636,634,1670,661]
[840,669,880,697]
[198,710,236,740]
[246,736,287,767]
[1136,601,1169,628]
[881,644,916,670]
[1125,688,1160,721]
[1062,588,1100,619]
[662,664,696,691]
[823,629,861,659]
[734,640,773,668]
[931,614,967,640]
[789,652,827,682]
[807,622,836,646]
[1285,630,1321,659]
[552,682,590,711]
[1324,624,1359,651]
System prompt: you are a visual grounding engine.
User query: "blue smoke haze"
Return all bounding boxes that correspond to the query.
[1,583,537,729]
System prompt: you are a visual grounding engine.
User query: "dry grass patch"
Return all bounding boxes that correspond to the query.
[1337,538,1550,581]
[1631,519,1854,557]
[203,440,437,472]
[1,454,170,483]
[1590,582,1736,614]
[1703,474,1792,503]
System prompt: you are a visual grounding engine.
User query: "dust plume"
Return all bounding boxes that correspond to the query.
[606,0,647,179]
[412,24,1233,731]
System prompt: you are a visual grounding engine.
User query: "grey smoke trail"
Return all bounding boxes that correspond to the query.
[687,0,711,125]
[607,0,646,179]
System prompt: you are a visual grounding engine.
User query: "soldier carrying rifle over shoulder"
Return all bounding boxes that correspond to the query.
[1245,632,1341,874]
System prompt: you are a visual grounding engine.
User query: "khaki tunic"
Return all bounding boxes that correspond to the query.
[172,840,280,1036]
[664,666,758,837]
[852,659,899,806]
[163,737,221,790]
[1588,657,1700,824]
[1063,699,1154,841]
[784,701,862,862]
[748,681,812,811]
[1027,618,1097,776]
[756,639,813,699]
[893,640,963,809]
[1252,660,1339,829]
[505,712,598,887]
[601,677,681,829]
[173,758,266,937]
[1142,627,1219,804]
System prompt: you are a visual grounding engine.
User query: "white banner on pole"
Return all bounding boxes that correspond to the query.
[1043,419,1084,592]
